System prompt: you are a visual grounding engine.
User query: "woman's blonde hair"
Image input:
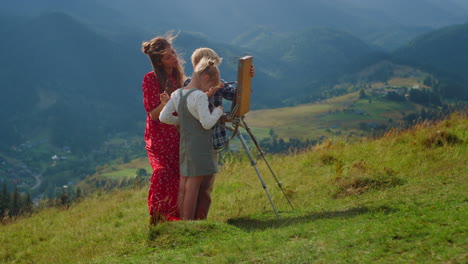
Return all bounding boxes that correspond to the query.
[191,47,222,67]
[142,32,185,94]
[194,57,220,85]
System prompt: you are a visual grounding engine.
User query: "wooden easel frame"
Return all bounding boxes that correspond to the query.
[230,56,253,118]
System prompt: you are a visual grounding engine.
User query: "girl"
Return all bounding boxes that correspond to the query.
[160,58,223,220]
[187,48,255,150]
[141,32,186,224]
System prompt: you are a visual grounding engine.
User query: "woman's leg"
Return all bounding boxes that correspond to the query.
[181,175,205,220]
[195,174,215,220]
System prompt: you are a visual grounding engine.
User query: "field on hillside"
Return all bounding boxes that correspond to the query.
[245,90,422,142]
[1,112,467,263]
[246,92,360,140]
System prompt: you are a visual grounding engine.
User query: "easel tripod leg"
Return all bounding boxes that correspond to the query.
[240,119,295,209]
[237,132,281,220]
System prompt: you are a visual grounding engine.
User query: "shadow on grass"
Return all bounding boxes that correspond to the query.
[227,205,397,231]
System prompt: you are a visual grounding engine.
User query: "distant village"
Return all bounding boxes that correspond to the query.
[370,83,422,98]
[1,141,72,192]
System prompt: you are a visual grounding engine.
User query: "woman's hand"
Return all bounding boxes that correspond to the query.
[250,64,255,77]
[159,92,170,105]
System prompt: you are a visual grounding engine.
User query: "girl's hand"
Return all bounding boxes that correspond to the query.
[160,92,170,105]
[206,85,221,97]
[217,105,224,112]
[250,64,255,77]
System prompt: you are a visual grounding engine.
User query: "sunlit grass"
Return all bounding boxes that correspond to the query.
[89,158,151,180]
[100,168,142,180]
[245,92,361,140]
[387,77,429,88]
[245,91,427,141]
[1,113,467,263]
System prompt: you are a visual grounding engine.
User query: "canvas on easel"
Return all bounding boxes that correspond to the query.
[231,55,253,118]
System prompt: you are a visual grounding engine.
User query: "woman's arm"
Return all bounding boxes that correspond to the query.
[142,73,168,121]
[149,92,169,121]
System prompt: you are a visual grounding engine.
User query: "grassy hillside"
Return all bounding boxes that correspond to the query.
[1,112,467,263]
[245,89,424,141]
[246,92,361,140]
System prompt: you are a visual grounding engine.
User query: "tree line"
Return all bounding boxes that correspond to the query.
[1,182,33,221]
[0,181,83,223]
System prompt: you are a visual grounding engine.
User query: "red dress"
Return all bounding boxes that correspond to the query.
[142,72,180,220]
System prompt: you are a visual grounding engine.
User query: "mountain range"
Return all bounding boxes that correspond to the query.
[3,0,468,49]
[394,23,468,98]
[0,1,467,179]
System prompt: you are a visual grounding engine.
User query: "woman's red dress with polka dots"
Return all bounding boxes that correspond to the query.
[142,72,180,220]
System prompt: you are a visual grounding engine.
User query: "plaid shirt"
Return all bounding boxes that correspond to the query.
[184,78,236,149]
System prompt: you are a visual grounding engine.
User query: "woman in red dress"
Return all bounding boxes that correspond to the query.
[141,33,186,224]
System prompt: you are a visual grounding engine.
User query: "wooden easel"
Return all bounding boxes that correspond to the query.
[225,56,294,220]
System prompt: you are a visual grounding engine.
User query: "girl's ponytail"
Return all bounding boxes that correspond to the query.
[194,57,220,85]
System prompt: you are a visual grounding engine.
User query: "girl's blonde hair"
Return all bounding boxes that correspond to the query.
[191,47,223,67]
[141,31,185,94]
[194,57,220,85]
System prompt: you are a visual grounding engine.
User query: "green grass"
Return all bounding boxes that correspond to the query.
[93,159,152,180]
[353,97,420,118]
[245,92,424,141]
[1,113,467,263]
[245,92,360,140]
[100,168,143,180]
